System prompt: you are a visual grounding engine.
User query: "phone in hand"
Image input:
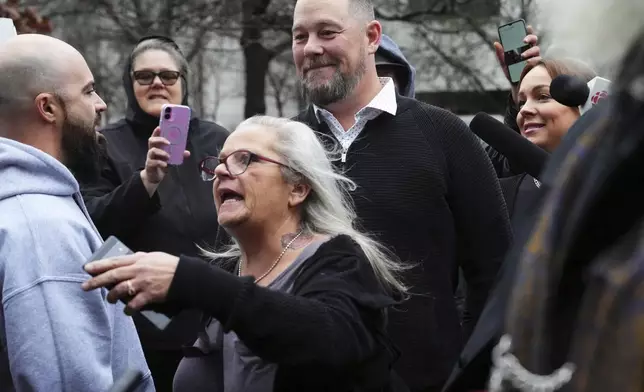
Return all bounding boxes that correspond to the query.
[498,19,530,84]
[0,18,17,44]
[159,104,191,165]
[86,236,172,330]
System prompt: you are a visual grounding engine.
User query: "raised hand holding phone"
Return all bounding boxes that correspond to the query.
[140,123,191,196]
[494,21,541,100]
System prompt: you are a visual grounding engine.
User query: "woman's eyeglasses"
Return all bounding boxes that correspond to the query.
[199,149,287,181]
[132,70,181,86]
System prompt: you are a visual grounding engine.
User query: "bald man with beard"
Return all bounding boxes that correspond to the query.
[0,34,154,392]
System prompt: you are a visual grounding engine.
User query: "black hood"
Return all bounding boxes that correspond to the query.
[123,35,190,136]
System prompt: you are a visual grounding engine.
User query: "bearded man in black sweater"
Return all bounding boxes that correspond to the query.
[291,0,512,391]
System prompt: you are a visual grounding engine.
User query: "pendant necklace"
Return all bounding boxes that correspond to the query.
[238,229,304,284]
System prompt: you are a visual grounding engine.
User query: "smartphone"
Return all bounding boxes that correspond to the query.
[0,18,17,44]
[86,236,172,330]
[498,19,530,84]
[158,104,191,165]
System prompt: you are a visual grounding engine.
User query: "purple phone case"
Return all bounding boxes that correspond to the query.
[159,104,191,165]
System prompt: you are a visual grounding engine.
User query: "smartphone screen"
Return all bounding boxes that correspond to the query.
[498,20,529,83]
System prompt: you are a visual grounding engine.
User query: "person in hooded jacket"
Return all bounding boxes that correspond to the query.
[375,34,416,99]
[80,35,229,392]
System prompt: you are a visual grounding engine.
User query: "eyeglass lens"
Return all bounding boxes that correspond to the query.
[133,70,180,86]
[200,151,252,181]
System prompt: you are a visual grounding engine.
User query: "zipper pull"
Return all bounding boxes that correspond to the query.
[341,150,347,163]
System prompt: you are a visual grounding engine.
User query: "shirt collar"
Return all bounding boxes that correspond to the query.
[313,77,397,122]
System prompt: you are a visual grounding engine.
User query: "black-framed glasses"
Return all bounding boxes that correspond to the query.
[132,70,181,86]
[199,149,287,181]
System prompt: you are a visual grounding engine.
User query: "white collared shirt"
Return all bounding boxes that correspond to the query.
[313,77,397,162]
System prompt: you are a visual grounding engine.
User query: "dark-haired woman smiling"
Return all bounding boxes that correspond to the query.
[502,58,596,219]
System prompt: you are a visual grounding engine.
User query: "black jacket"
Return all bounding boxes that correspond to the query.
[80,50,229,350]
[441,100,611,392]
[294,97,511,391]
[168,235,409,392]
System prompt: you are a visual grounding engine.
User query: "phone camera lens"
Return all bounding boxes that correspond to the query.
[164,107,172,113]
[164,113,171,120]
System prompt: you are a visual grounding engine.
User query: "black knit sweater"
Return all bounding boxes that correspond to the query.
[295,96,512,391]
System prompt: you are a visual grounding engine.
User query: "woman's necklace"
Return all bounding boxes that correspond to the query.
[238,230,305,284]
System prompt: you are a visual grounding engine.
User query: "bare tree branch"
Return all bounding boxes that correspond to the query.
[268,37,292,59]
[459,13,496,51]
[95,0,138,43]
[32,0,536,123]
[185,26,210,62]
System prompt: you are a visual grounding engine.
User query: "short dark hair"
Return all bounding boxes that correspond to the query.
[349,0,375,21]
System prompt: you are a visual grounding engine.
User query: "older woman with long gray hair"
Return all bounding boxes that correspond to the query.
[82,115,409,392]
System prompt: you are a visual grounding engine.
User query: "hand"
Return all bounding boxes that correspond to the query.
[81,251,180,315]
[140,127,191,196]
[494,25,541,102]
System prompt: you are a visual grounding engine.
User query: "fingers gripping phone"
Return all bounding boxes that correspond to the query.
[86,236,172,330]
[159,104,191,165]
[498,19,530,84]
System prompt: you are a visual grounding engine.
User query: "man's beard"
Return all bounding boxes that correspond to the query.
[60,108,102,185]
[301,50,367,107]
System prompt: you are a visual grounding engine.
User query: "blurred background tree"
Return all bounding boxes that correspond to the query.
[2,0,540,127]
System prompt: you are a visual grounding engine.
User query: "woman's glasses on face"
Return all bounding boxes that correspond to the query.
[132,70,181,86]
[199,149,287,181]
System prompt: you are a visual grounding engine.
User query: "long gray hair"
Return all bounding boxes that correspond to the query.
[202,115,408,294]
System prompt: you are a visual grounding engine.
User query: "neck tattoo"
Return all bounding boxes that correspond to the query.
[238,229,305,284]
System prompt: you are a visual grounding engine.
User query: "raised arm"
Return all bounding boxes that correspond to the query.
[81,154,161,240]
[167,253,394,366]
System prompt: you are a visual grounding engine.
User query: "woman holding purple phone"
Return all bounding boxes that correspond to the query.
[79,35,229,392]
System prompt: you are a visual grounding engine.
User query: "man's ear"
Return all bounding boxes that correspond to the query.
[288,181,312,208]
[365,20,382,55]
[34,93,63,125]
